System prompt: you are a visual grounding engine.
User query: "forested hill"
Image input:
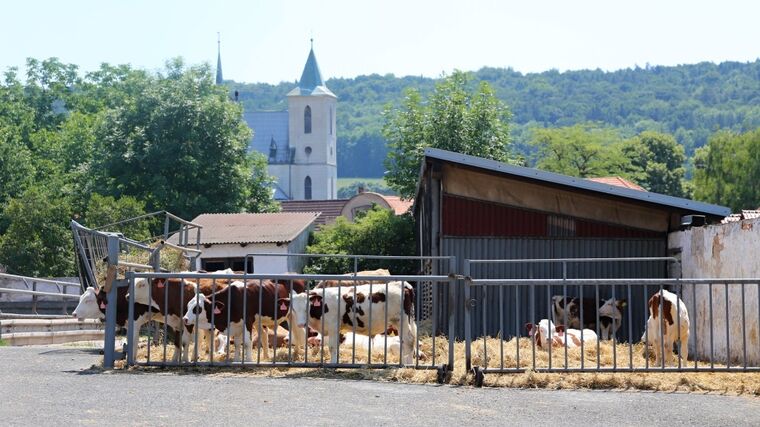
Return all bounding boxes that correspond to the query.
[228,60,760,178]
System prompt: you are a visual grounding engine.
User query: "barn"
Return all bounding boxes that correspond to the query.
[414,148,730,340]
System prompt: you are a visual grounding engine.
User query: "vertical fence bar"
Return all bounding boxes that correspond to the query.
[127,274,136,366]
[659,284,665,370]
[447,256,457,372]
[611,285,617,370]
[482,283,487,370]
[709,282,714,369]
[595,284,600,369]
[627,283,633,370]
[515,285,520,370]
[530,282,536,371]
[163,279,169,363]
[579,284,584,370]
[741,282,747,369]
[675,288,682,370]
[103,235,121,369]
[725,283,730,369]
[464,260,472,371]
[644,284,649,370]
[693,282,698,370]
[499,284,504,371]
[562,261,568,369]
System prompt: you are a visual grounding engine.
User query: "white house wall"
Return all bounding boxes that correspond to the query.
[198,243,289,274]
[668,218,760,365]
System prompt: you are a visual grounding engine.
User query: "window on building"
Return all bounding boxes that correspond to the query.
[201,257,253,273]
[329,107,333,135]
[304,176,312,200]
[304,106,312,134]
[305,146,312,156]
[269,138,277,161]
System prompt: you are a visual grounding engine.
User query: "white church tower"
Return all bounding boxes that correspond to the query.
[284,42,338,200]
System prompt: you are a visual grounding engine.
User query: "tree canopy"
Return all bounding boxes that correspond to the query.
[383,71,515,199]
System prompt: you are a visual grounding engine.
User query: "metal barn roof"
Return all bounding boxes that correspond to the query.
[420,148,730,218]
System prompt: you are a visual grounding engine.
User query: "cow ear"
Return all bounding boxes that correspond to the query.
[278,298,290,311]
[555,324,566,333]
[93,287,100,295]
[310,295,322,307]
[525,323,534,336]
[157,279,165,288]
[620,299,628,308]
[213,301,224,315]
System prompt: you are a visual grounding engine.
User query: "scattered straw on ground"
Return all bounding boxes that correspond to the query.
[105,335,760,396]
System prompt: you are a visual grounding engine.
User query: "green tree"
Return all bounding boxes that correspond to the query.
[0,186,74,277]
[621,131,687,196]
[383,71,513,199]
[92,59,276,219]
[304,207,416,275]
[693,128,760,211]
[530,124,631,178]
[83,194,152,241]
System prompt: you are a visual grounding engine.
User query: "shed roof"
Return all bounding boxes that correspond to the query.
[280,199,348,226]
[419,148,730,218]
[169,212,319,245]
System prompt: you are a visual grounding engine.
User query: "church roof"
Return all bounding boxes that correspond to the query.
[216,38,223,85]
[243,110,289,156]
[287,45,336,98]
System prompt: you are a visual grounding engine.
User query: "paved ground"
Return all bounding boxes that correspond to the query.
[1,344,759,426]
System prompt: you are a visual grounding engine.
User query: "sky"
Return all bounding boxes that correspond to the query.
[1,0,758,84]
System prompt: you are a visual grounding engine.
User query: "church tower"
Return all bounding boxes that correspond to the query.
[285,41,338,200]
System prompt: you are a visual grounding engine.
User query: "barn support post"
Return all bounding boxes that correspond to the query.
[447,256,457,373]
[103,234,121,369]
[464,259,472,371]
[126,272,136,366]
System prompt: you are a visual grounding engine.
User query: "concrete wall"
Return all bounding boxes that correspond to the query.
[668,218,760,365]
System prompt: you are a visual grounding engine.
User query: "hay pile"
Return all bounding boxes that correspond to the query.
[114,334,760,395]
[93,242,189,287]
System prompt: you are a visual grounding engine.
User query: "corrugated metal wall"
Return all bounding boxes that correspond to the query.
[441,237,668,342]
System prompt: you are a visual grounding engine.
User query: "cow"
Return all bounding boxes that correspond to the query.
[72,284,166,360]
[551,296,627,340]
[643,289,689,367]
[131,276,234,362]
[525,318,598,350]
[313,268,391,289]
[338,332,426,361]
[279,281,418,365]
[182,280,307,362]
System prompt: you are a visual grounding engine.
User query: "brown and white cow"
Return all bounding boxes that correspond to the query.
[72,284,167,360]
[280,281,418,365]
[131,276,234,362]
[551,296,627,340]
[313,268,391,289]
[525,318,598,350]
[643,289,689,367]
[182,280,307,362]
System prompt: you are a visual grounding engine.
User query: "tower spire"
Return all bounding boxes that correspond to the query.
[215,32,223,85]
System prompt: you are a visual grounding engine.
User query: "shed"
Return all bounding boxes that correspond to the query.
[170,212,319,274]
[414,148,730,339]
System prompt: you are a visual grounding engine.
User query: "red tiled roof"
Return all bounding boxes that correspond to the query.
[280,199,348,226]
[722,210,760,224]
[383,196,413,215]
[169,212,319,245]
[586,176,646,191]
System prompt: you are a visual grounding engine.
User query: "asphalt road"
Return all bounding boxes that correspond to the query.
[1,344,759,426]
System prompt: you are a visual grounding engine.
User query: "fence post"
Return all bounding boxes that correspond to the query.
[464,259,472,371]
[31,281,38,315]
[447,256,457,372]
[127,273,136,366]
[103,234,120,369]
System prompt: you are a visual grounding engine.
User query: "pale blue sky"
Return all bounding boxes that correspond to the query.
[2,0,758,84]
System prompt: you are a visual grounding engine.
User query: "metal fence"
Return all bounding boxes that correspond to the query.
[0,273,81,318]
[121,265,456,379]
[463,269,760,381]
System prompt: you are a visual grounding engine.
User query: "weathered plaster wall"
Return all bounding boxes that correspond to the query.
[669,218,760,365]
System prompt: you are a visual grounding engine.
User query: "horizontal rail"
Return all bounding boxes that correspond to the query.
[466,277,760,286]
[0,273,80,288]
[117,261,154,271]
[137,362,437,369]
[0,288,81,299]
[466,257,678,264]
[159,240,202,254]
[126,272,452,282]
[245,252,455,260]
[481,367,760,374]
[164,211,203,228]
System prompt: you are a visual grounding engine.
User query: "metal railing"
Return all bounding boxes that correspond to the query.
[121,266,456,378]
[0,272,81,317]
[464,271,760,380]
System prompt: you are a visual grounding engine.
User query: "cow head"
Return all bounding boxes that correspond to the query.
[131,278,152,306]
[183,294,218,330]
[598,298,627,320]
[526,319,560,349]
[286,292,327,329]
[72,287,104,320]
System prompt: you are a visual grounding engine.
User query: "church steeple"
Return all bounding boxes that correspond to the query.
[215,33,223,85]
[287,39,335,97]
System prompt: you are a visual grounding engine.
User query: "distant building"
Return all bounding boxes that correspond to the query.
[172,212,319,274]
[225,41,337,201]
[281,191,413,227]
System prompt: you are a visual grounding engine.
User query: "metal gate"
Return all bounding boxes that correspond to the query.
[463,257,760,384]
[121,255,457,379]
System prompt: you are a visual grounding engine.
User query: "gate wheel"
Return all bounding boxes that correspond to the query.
[472,366,484,388]
[436,365,447,384]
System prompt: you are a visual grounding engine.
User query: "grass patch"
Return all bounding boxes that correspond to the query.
[113,335,760,396]
[0,338,8,347]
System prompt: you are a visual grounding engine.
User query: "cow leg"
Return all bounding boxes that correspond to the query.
[130,315,149,361]
[243,328,253,363]
[679,326,689,365]
[288,320,306,358]
[328,333,340,364]
[260,326,271,360]
[232,329,242,362]
[400,320,418,365]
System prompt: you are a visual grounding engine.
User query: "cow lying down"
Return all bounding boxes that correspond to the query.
[280,281,418,364]
[526,319,598,350]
